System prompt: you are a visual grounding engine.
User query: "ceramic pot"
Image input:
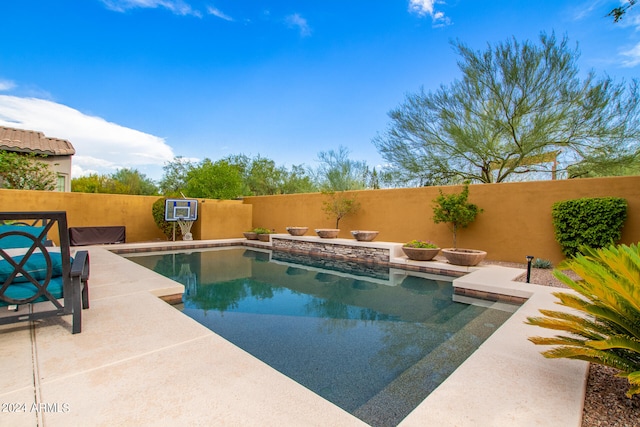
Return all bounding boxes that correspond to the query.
[351,230,379,242]
[315,228,340,238]
[243,232,258,240]
[441,248,487,266]
[286,227,308,236]
[402,246,440,261]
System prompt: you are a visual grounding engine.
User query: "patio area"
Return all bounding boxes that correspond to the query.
[0,239,588,426]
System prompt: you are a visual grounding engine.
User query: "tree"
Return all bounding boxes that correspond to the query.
[0,151,57,190]
[226,154,284,196]
[314,146,369,191]
[432,183,482,248]
[280,164,318,194]
[373,33,640,185]
[609,0,637,22]
[159,156,195,196]
[322,191,361,229]
[72,169,158,195]
[184,158,243,199]
[71,174,111,193]
[110,168,158,195]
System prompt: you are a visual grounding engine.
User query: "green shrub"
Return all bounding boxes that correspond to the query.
[532,258,553,269]
[551,197,627,257]
[152,198,174,240]
[252,227,273,234]
[403,240,438,249]
[526,243,640,398]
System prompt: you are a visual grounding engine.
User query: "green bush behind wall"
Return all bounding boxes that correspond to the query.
[552,197,627,257]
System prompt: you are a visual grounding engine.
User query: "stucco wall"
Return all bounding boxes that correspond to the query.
[0,190,251,243]
[243,176,640,264]
[1,176,638,263]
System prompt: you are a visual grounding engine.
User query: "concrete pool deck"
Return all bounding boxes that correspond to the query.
[0,239,588,426]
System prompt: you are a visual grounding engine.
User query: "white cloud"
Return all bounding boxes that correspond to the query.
[0,96,174,178]
[207,6,233,21]
[408,0,450,26]
[621,42,640,67]
[0,80,16,92]
[285,13,311,37]
[100,0,200,17]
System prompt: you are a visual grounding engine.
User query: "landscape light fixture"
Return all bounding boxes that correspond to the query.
[526,255,534,283]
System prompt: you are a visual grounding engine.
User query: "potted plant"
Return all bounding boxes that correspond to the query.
[402,240,440,261]
[432,183,486,266]
[317,191,361,238]
[253,227,274,242]
[286,226,308,236]
[243,229,258,240]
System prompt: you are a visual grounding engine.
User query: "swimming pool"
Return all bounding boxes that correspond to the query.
[125,247,517,427]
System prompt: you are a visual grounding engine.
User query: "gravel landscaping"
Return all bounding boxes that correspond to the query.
[484,261,640,427]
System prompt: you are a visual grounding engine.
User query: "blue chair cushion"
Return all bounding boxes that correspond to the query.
[0,251,67,305]
[0,252,64,283]
[0,225,46,249]
[0,277,64,305]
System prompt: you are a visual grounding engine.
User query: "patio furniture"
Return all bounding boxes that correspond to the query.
[69,225,126,246]
[0,211,90,334]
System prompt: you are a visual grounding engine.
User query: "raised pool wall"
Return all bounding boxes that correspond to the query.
[1,175,639,263]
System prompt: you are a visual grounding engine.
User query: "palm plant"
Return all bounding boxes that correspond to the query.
[526,243,640,398]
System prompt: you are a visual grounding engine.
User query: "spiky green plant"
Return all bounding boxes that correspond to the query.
[526,243,640,398]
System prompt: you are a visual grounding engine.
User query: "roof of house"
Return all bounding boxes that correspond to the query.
[0,126,76,156]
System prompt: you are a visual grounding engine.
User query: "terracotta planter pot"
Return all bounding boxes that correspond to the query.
[286,227,308,236]
[401,246,440,261]
[315,228,340,238]
[257,233,271,242]
[351,230,379,242]
[243,232,258,240]
[441,248,487,266]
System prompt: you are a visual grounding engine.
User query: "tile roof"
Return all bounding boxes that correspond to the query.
[0,126,75,156]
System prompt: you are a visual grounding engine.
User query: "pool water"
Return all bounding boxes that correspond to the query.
[125,247,516,427]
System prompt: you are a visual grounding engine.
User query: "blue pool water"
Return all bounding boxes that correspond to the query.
[125,247,516,427]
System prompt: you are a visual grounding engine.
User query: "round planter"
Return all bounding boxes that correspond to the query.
[351,230,379,242]
[286,227,308,236]
[243,232,258,240]
[257,233,271,242]
[441,248,487,266]
[402,246,440,261]
[315,228,340,238]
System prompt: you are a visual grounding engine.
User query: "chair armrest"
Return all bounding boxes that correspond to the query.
[71,250,90,281]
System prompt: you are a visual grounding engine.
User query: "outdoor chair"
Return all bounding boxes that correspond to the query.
[0,211,90,334]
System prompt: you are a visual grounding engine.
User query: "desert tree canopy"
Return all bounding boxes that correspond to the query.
[373,33,640,185]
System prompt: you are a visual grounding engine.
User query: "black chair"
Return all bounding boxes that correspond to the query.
[0,212,90,334]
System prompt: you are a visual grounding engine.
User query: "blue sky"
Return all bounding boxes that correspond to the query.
[1,0,639,181]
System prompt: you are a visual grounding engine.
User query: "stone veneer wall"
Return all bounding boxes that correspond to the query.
[271,237,390,264]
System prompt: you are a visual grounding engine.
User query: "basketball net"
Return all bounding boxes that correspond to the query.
[177,219,194,240]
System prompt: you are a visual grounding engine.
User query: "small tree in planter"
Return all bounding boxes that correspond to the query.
[432,184,485,266]
[432,183,482,248]
[321,191,360,229]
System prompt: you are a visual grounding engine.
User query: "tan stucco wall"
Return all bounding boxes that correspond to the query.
[0,190,252,244]
[192,199,252,240]
[1,176,638,263]
[243,176,640,264]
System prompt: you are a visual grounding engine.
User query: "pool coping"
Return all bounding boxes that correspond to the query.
[0,238,588,426]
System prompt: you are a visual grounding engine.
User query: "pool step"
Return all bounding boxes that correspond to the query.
[353,304,514,427]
